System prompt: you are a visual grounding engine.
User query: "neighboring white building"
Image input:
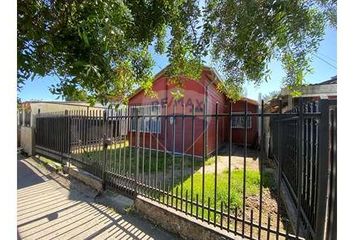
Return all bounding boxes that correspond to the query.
[279,76,337,112]
[17,101,106,155]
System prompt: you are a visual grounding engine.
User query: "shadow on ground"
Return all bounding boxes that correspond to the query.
[17,155,178,240]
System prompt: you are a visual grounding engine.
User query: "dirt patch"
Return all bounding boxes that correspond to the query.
[202,145,260,173]
[201,155,259,174]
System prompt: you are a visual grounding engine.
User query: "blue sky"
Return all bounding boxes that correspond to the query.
[18,26,336,102]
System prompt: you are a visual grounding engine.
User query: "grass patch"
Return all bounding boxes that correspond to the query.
[172,169,273,209]
[75,144,207,175]
[37,155,63,171]
[164,168,275,222]
[205,156,216,166]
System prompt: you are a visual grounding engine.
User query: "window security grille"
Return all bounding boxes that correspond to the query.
[231,112,251,129]
[130,105,161,133]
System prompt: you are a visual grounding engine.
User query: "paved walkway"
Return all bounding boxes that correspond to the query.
[17,155,178,240]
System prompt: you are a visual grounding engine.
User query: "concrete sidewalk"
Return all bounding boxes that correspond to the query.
[17,155,179,240]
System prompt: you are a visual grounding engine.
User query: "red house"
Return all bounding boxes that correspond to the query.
[128,66,258,157]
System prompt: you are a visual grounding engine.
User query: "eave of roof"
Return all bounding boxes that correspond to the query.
[128,64,224,100]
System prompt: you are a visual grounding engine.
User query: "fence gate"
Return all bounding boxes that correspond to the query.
[34,99,336,240]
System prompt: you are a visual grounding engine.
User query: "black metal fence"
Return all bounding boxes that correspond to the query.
[34,99,336,240]
[270,99,336,240]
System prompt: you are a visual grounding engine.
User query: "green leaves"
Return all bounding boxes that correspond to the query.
[203,0,335,99]
[18,0,336,103]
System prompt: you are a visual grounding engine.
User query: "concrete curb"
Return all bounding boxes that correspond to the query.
[134,195,241,240]
[63,165,103,193]
[94,190,134,214]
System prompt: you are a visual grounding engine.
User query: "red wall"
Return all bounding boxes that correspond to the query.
[128,69,258,156]
[224,100,259,146]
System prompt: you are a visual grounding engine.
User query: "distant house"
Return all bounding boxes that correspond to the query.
[127,65,259,157]
[264,76,337,113]
[18,101,106,127]
[263,75,337,158]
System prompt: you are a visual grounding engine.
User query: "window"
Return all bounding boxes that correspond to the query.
[231,112,252,129]
[130,105,161,133]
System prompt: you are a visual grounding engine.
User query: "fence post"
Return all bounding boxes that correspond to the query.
[135,110,140,196]
[326,105,336,240]
[314,99,330,240]
[32,109,40,156]
[65,110,70,154]
[296,98,304,237]
[102,110,108,190]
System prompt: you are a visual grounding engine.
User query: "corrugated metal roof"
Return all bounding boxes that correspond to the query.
[310,75,337,86]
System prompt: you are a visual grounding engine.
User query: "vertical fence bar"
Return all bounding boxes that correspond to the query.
[191,104,195,215]
[142,107,146,185]
[135,109,140,195]
[296,98,304,239]
[85,109,89,167]
[79,110,82,159]
[228,103,232,231]
[221,201,224,229]
[94,110,99,176]
[172,104,176,200]
[180,104,185,210]
[214,102,219,227]
[65,110,69,165]
[242,100,248,236]
[250,209,254,239]
[155,106,159,188]
[207,197,211,224]
[185,190,189,213]
[102,110,108,190]
[235,207,238,235]
[149,106,152,186]
[114,108,118,174]
[163,104,167,202]
[110,108,114,173]
[326,105,336,240]
[175,186,179,210]
[311,102,319,225]
[202,101,206,220]
[129,107,133,178]
[276,99,283,240]
[259,100,265,239]
[267,214,271,240]
[123,107,127,177]
[87,110,91,168]
[92,110,96,176]
[314,99,330,240]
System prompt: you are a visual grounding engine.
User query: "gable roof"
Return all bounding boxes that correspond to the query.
[128,64,224,100]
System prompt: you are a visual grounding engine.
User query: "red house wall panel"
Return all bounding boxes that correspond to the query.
[224,100,258,146]
[128,68,259,156]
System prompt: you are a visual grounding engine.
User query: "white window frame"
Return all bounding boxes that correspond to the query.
[130,105,161,133]
[231,112,252,129]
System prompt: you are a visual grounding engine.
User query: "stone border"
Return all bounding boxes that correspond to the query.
[63,164,103,193]
[134,195,241,240]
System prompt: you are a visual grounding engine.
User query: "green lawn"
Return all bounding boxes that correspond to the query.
[74,145,206,176]
[164,168,274,223]
[73,144,275,219]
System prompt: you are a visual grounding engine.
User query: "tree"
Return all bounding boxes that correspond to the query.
[203,0,336,99]
[17,0,336,104]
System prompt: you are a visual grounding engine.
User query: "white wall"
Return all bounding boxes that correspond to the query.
[20,126,34,155]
